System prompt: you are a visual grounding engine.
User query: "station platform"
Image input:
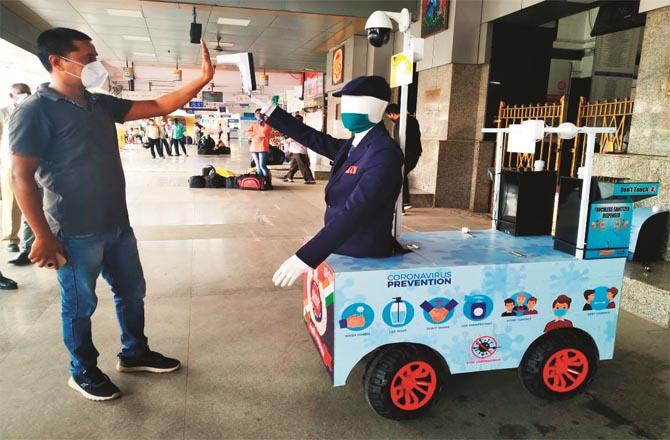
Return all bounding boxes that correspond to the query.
[0,143,666,439]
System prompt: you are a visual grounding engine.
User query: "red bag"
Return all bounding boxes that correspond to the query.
[237,174,268,191]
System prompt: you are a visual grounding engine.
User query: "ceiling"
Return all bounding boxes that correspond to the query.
[15,0,417,72]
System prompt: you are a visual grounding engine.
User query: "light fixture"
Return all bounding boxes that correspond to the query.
[210,41,234,48]
[133,52,155,57]
[173,59,182,81]
[259,69,269,87]
[123,35,151,42]
[217,17,250,26]
[106,9,142,18]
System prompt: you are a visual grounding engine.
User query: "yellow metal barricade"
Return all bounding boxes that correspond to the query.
[495,96,566,172]
[570,96,634,176]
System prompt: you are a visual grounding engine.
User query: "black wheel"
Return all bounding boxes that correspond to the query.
[364,345,445,420]
[518,329,597,400]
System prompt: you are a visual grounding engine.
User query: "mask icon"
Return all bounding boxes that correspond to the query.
[554,309,568,317]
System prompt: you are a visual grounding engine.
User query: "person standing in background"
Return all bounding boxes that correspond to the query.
[385,103,422,214]
[0,83,31,253]
[0,83,24,287]
[170,119,188,156]
[246,108,272,177]
[220,122,230,143]
[9,217,37,266]
[194,122,204,146]
[282,115,315,184]
[160,118,172,155]
[145,118,164,159]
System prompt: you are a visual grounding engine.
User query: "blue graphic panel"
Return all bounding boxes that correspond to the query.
[325,230,626,386]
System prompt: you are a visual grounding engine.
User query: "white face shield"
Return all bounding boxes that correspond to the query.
[340,95,388,124]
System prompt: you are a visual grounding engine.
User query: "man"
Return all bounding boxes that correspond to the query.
[524,297,538,315]
[145,118,164,159]
[385,103,422,213]
[513,292,528,314]
[9,217,36,266]
[9,27,214,401]
[159,117,171,155]
[0,84,30,253]
[264,76,404,287]
[543,295,574,333]
[606,287,618,309]
[197,130,219,155]
[583,289,595,311]
[501,298,515,317]
[170,118,188,156]
[282,115,316,184]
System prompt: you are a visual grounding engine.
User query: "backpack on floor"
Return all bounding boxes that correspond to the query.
[188,175,206,188]
[237,174,269,191]
[205,173,227,188]
[224,176,237,189]
[202,165,216,176]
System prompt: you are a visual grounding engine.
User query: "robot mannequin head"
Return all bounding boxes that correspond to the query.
[334,76,390,134]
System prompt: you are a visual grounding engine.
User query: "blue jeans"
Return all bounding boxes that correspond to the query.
[253,152,268,177]
[57,226,148,375]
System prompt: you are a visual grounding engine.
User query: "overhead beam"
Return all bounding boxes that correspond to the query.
[0,0,50,54]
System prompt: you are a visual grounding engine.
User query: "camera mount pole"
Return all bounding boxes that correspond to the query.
[393,8,415,240]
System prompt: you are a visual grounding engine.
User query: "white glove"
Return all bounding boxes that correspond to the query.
[272,254,310,288]
[250,95,276,116]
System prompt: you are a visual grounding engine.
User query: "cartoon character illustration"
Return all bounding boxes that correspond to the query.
[606,287,618,309]
[513,292,528,315]
[310,279,323,322]
[543,294,573,333]
[583,289,595,311]
[524,297,538,315]
[501,298,516,317]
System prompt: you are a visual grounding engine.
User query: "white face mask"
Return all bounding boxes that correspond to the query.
[14,93,29,104]
[60,56,109,89]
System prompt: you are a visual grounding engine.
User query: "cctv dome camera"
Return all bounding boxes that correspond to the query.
[367,28,391,47]
[365,10,393,47]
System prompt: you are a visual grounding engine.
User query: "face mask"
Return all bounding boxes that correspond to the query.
[14,93,29,104]
[60,57,109,89]
[554,309,568,317]
[341,113,376,133]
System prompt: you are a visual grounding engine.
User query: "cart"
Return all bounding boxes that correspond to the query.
[300,122,660,419]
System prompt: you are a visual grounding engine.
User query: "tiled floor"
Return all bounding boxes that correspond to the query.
[0,142,667,439]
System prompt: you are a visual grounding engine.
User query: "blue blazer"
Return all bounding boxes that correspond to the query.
[266,107,404,268]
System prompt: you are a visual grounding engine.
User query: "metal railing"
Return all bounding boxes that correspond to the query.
[571,96,634,176]
[495,96,567,172]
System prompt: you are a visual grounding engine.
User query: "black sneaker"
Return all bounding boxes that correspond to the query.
[6,244,19,253]
[68,367,121,401]
[0,275,18,290]
[117,350,181,373]
[9,252,31,266]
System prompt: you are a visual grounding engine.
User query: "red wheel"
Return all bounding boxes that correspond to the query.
[390,361,437,411]
[519,330,597,400]
[542,348,589,393]
[365,345,445,419]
